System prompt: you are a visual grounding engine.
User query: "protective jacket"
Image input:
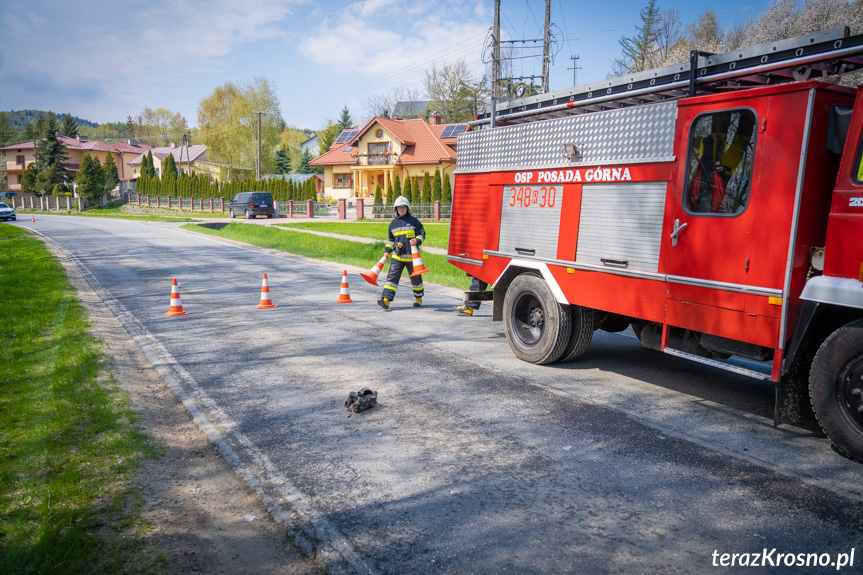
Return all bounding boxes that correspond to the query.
[385,212,425,262]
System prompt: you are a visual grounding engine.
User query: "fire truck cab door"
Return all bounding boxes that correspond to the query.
[666,106,760,312]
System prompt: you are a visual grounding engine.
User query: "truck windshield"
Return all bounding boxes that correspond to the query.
[685,109,757,216]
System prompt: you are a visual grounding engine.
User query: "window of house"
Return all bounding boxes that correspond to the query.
[368,143,388,166]
[16,155,25,165]
[335,173,353,188]
[684,109,757,216]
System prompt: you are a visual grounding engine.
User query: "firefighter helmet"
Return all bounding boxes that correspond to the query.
[394,196,410,209]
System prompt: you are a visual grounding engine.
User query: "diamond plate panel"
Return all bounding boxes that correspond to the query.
[456,101,677,174]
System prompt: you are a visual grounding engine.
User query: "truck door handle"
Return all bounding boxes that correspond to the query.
[670,219,688,247]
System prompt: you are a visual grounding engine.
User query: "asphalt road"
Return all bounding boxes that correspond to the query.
[15,215,863,574]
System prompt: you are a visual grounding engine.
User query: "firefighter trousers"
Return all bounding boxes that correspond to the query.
[381,258,424,301]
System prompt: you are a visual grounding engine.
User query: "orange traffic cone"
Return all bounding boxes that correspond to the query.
[409,240,430,277]
[165,278,188,316]
[360,252,390,286]
[256,273,277,308]
[31,215,35,223]
[336,270,354,303]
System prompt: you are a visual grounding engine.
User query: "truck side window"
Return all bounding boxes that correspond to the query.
[685,109,757,216]
[855,134,863,183]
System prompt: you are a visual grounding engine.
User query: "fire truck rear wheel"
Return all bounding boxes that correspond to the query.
[503,274,572,365]
[809,319,863,463]
[558,305,594,363]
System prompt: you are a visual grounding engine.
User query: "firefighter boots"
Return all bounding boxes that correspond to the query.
[413,297,422,308]
[377,297,390,311]
[458,307,474,316]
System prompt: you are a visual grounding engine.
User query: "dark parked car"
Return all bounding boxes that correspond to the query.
[229,192,275,219]
[0,202,16,221]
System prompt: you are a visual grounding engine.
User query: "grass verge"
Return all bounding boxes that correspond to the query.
[0,225,160,575]
[277,221,451,250]
[15,204,199,222]
[185,223,472,290]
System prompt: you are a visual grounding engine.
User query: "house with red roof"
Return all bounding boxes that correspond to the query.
[1,135,151,192]
[309,112,467,202]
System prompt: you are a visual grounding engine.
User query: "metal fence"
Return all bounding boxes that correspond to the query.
[370,203,450,220]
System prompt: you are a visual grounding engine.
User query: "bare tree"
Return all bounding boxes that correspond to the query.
[363,87,424,119]
[423,59,489,123]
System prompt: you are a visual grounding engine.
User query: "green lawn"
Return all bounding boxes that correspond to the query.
[15,204,201,222]
[0,225,161,575]
[277,221,451,249]
[186,223,471,290]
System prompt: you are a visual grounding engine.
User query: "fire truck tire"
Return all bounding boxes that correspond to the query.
[809,319,863,463]
[503,274,572,365]
[558,305,594,363]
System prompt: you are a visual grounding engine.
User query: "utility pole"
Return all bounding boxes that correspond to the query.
[569,55,581,87]
[491,0,500,128]
[256,112,263,181]
[542,0,551,93]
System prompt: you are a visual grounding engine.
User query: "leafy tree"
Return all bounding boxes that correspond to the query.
[20,164,39,194]
[612,0,662,74]
[51,183,68,197]
[60,114,79,139]
[421,171,431,204]
[442,171,452,204]
[76,153,105,200]
[373,183,383,206]
[275,145,291,174]
[103,153,120,196]
[432,168,442,203]
[197,77,283,179]
[337,106,353,131]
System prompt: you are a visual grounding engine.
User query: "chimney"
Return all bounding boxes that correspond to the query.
[428,111,441,125]
[170,142,177,148]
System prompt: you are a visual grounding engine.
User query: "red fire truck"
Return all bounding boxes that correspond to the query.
[448,27,863,462]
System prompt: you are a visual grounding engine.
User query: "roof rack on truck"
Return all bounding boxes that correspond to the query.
[474,27,863,126]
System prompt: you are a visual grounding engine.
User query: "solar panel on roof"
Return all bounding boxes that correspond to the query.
[440,124,467,139]
[334,129,359,144]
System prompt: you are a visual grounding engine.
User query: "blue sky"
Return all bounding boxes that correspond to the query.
[0,0,775,132]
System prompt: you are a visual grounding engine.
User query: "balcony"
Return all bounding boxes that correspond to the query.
[355,153,398,167]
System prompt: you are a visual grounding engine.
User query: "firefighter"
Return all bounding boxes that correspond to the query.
[456,274,489,316]
[377,196,426,311]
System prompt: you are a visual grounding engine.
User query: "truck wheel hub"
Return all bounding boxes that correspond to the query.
[840,356,863,431]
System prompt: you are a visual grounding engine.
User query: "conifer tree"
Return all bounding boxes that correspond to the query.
[34,114,69,190]
[60,114,79,139]
[76,153,105,200]
[442,171,452,204]
[374,183,383,206]
[432,168,442,203]
[385,180,393,205]
[421,172,431,204]
[102,153,120,198]
[392,174,401,202]
[403,177,412,206]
